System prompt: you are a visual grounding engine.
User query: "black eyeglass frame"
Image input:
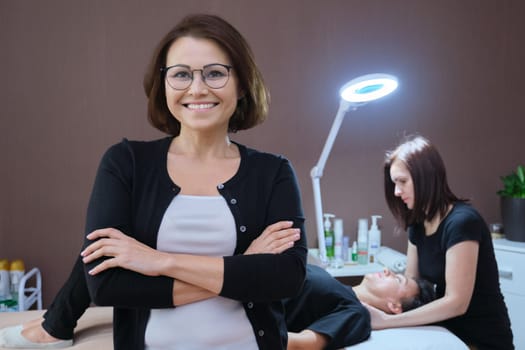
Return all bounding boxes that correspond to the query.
[161,63,233,90]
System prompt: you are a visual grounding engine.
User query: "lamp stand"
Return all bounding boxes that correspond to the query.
[310,99,354,263]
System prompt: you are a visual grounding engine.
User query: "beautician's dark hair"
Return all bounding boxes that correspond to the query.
[384,135,467,229]
[143,13,269,135]
[401,277,437,312]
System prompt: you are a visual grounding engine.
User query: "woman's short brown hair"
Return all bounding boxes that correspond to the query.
[142,14,269,136]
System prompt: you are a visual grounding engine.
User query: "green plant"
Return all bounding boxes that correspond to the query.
[497,165,525,198]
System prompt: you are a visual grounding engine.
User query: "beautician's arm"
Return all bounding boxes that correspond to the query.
[405,242,419,279]
[367,240,479,329]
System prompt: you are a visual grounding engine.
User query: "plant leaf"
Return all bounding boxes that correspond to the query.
[517,165,525,183]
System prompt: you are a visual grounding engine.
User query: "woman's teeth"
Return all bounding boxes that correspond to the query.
[186,103,215,110]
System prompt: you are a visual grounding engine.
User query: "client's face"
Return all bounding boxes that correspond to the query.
[362,269,419,312]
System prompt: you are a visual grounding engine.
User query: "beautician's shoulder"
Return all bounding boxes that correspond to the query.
[442,202,486,246]
[448,202,483,223]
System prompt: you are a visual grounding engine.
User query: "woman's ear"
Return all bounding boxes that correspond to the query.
[386,301,403,314]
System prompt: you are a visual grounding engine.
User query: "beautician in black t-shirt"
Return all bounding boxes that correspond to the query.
[367,134,514,350]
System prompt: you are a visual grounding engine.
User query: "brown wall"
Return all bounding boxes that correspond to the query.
[1,0,524,307]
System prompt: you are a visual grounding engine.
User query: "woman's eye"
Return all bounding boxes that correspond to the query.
[172,71,191,79]
[205,70,226,79]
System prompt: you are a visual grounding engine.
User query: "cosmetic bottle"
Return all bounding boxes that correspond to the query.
[332,218,344,268]
[323,213,335,259]
[357,218,368,265]
[10,259,25,304]
[342,236,350,262]
[368,215,382,263]
[0,259,11,309]
[351,241,358,262]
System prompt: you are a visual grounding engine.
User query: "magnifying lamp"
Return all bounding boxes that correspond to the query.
[310,73,398,264]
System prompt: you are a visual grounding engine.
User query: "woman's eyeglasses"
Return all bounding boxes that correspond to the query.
[162,63,233,90]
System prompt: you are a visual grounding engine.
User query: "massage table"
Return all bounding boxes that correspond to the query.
[0,307,468,349]
[0,308,111,350]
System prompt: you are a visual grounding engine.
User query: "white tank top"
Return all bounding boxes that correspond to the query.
[144,195,258,350]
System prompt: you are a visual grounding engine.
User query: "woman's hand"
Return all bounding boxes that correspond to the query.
[244,221,300,255]
[362,302,392,330]
[81,228,168,276]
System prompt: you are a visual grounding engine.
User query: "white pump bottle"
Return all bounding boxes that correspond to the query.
[368,215,382,263]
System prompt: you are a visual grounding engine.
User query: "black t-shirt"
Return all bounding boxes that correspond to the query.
[409,203,514,349]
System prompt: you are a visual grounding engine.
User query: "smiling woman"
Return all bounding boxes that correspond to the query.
[0,13,307,350]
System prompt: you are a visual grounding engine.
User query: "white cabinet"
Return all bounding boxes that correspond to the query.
[493,239,525,350]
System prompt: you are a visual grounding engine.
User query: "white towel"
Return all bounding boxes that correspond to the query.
[375,247,407,274]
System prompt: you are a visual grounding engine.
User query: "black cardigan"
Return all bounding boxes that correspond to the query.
[82,137,307,350]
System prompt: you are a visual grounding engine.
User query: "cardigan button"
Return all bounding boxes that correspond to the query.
[258,330,265,337]
[217,184,224,189]
[247,302,254,308]
[240,226,247,232]
[230,198,237,205]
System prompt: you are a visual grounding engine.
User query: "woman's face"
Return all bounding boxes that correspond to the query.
[390,158,415,209]
[164,36,239,135]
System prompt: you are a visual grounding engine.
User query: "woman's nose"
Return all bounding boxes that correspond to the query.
[188,74,208,95]
[394,185,402,197]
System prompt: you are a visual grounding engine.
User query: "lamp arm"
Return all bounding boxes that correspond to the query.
[310,99,354,263]
[311,99,353,177]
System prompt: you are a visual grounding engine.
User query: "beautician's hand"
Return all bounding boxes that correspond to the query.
[244,221,300,255]
[362,302,392,330]
[81,228,168,276]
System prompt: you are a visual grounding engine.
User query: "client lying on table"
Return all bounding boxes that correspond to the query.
[0,233,435,350]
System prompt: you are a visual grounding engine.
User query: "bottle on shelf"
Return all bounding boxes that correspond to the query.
[351,241,358,262]
[332,218,344,268]
[323,213,336,260]
[342,236,350,262]
[10,259,25,304]
[0,259,16,312]
[357,218,369,265]
[0,259,10,300]
[368,215,382,263]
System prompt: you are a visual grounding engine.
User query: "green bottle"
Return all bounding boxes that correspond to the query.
[323,213,335,259]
